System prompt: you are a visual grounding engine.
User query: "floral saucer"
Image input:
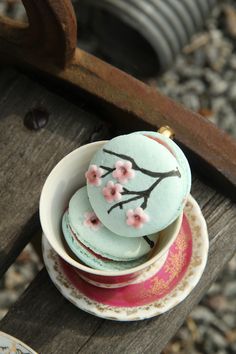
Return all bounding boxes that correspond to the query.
[43,195,208,321]
[0,331,37,354]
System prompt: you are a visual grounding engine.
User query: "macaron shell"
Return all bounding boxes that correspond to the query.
[87,133,184,237]
[62,212,149,271]
[68,187,159,260]
[138,131,191,201]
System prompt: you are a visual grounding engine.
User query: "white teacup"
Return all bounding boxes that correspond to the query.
[40,141,183,288]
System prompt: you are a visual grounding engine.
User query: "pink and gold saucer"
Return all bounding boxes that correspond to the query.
[42,195,208,321]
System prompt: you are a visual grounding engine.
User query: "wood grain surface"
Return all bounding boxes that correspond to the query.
[0,178,235,354]
[0,68,110,277]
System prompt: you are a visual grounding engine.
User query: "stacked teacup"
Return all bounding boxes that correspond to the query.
[40,131,191,288]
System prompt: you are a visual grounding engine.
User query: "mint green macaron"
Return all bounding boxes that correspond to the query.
[67,186,158,260]
[62,210,152,271]
[86,133,187,237]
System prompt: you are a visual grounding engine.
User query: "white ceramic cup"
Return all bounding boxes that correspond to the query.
[40,141,183,288]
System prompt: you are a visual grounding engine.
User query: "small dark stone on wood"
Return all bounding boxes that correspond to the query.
[24,107,49,131]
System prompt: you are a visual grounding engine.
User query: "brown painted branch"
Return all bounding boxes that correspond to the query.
[103,149,181,179]
[107,194,142,214]
[108,169,180,213]
[143,236,155,248]
[101,166,115,178]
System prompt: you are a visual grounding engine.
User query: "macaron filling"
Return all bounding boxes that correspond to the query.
[68,187,159,261]
[62,211,150,271]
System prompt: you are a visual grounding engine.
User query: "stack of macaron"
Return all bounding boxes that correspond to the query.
[62,131,191,271]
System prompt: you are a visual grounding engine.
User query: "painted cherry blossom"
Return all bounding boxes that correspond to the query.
[103,181,123,203]
[101,148,181,216]
[83,212,101,231]
[126,207,150,229]
[85,165,104,186]
[112,160,135,184]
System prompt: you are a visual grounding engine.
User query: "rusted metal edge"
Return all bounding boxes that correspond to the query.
[0,0,77,67]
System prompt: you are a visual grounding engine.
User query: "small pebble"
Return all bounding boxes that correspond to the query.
[191,306,216,323]
[224,281,236,297]
[206,295,228,312]
[182,93,200,111]
[5,270,24,290]
[185,80,205,95]
[223,313,236,328]
[229,55,236,69]
[208,328,228,348]
[0,309,7,320]
[210,80,228,95]
[0,291,18,307]
[228,82,236,101]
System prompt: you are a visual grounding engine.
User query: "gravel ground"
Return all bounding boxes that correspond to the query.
[155,0,236,139]
[0,1,235,353]
[0,245,42,320]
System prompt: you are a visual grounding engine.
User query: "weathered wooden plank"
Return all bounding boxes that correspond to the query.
[0,68,110,277]
[1,177,235,354]
[1,270,104,353]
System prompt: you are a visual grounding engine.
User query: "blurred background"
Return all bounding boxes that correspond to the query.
[0,1,235,353]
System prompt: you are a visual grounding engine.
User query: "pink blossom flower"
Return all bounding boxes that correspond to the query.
[103,181,123,203]
[85,165,103,186]
[112,160,135,184]
[126,207,150,229]
[83,212,101,231]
